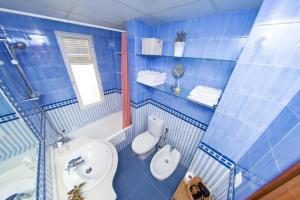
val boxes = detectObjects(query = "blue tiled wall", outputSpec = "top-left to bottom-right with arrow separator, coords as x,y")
236,91 -> 300,199
127,20 -> 153,104
127,9 -> 258,124
0,11 -> 121,107
0,12 -> 122,200
203,0 -> 300,163
0,90 -> 14,116
0,26 -> 43,132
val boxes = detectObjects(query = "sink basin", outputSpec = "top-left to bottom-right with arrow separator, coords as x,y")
63,140 -> 113,192
0,178 -> 35,200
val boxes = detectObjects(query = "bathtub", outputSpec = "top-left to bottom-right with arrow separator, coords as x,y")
69,111 -> 131,146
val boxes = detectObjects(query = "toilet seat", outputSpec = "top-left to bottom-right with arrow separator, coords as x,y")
132,131 -> 159,155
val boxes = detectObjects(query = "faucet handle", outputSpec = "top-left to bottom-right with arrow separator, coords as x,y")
69,156 -> 82,164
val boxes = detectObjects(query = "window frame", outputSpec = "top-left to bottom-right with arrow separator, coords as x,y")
55,31 -> 105,109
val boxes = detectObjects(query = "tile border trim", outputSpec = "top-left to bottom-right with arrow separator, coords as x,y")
42,88 -> 121,111
199,142 -> 236,200
149,99 -> 208,131
42,98 -> 78,111
199,142 -> 235,170
130,99 -> 149,109
0,113 -> 19,124
130,98 -> 208,131
0,80 -> 42,140
228,166 -> 235,200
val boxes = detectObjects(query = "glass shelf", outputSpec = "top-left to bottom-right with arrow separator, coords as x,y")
137,82 -> 218,110
136,53 -> 238,63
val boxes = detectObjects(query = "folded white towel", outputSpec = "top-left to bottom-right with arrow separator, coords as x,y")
189,91 -> 221,100
188,95 -> 218,107
137,70 -> 166,87
138,70 -> 166,78
137,79 -> 165,87
189,94 -> 219,102
192,85 -> 222,96
188,85 -> 222,107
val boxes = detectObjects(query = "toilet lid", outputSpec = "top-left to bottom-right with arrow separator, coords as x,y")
132,132 -> 159,154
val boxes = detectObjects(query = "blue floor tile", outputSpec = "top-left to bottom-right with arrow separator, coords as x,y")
114,146 -> 187,200
126,178 -> 163,200
113,176 -> 130,200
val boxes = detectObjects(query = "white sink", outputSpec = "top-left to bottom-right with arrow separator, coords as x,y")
0,178 -> 35,200
63,140 -> 113,192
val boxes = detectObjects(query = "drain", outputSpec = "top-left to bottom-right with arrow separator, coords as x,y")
86,167 -> 92,174
164,159 -> 169,164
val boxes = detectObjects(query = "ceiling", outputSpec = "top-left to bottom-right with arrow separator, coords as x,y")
0,0 -> 263,30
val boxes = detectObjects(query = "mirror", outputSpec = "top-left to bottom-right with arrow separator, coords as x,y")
172,64 -> 184,95
0,90 -> 39,200
172,64 -> 184,78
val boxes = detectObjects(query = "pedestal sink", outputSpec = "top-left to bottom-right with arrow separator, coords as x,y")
63,140 -> 115,192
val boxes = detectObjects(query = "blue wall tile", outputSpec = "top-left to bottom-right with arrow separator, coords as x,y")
236,90 -> 300,198
265,107 -> 299,147
204,1 -> 300,162
249,152 -> 280,183
272,122 -> 300,172
198,1 -> 300,198
0,11 -> 121,106
127,9 -> 258,124
287,91 -> 300,117
0,91 -> 15,116
255,0 -> 300,24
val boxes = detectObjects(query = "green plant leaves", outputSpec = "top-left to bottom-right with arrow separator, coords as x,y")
67,182 -> 86,200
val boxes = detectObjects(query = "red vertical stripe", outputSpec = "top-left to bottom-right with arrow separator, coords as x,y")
121,32 -> 131,128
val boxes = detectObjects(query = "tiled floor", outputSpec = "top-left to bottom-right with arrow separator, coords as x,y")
113,146 -> 187,200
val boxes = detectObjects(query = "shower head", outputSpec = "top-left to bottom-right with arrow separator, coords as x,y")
10,42 -> 26,49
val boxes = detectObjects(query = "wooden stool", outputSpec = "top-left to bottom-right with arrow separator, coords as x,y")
172,177 -> 211,200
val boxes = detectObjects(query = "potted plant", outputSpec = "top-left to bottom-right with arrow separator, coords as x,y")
67,182 -> 85,200
174,31 -> 187,57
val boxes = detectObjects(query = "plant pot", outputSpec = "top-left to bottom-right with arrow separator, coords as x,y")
174,42 -> 185,57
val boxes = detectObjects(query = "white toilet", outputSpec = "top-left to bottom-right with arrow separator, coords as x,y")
150,145 -> 181,181
132,115 -> 165,160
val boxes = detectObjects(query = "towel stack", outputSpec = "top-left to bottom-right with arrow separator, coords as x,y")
188,85 -> 222,107
137,70 -> 166,87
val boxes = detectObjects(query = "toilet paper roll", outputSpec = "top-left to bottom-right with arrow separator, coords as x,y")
184,171 -> 194,183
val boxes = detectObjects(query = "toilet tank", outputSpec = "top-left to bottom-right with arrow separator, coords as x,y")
148,115 -> 165,138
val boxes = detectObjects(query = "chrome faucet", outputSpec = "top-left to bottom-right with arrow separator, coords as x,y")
66,156 -> 85,171
5,191 -> 33,200
55,130 -> 71,148
170,146 -> 175,152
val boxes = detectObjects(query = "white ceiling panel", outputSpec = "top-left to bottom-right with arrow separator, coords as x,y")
152,0 -> 216,22
0,0 -> 263,30
0,1 -> 67,18
72,0 -> 144,24
115,0 -> 196,14
0,0 -> 78,14
212,0 -> 264,11
67,13 -> 122,29
139,15 -> 164,25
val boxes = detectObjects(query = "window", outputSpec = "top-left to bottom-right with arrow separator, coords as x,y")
55,31 -> 104,109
